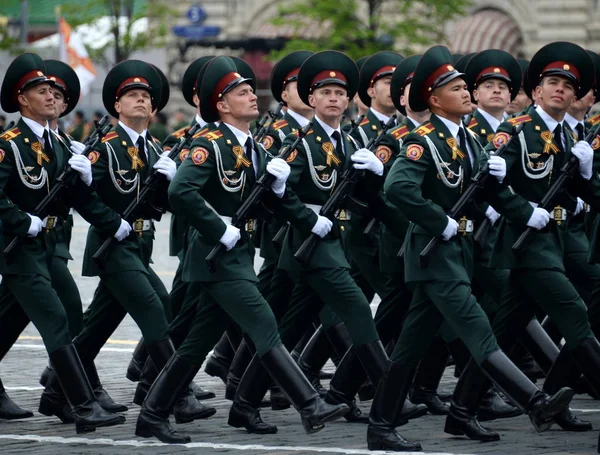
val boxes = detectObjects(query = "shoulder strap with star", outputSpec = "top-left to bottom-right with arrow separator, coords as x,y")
587,113 -> 600,127
172,126 -> 189,139
390,124 -> 410,141
414,122 -> 435,137
201,129 -> 223,141
507,114 -> 532,126
272,119 -> 289,131
192,126 -> 210,139
101,131 -> 119,143
0,127 -> 21,142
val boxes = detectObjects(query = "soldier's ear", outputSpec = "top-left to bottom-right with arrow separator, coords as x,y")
17,93 -> 29,108
192,94 -> 200,107
473,89 -> 480,103
400,94 -> 406,107
308,94 -> 317,108
281,89 -> 289,104
114,100 -> 122,114
367,86 -> 376,99
216,98 -> 230,115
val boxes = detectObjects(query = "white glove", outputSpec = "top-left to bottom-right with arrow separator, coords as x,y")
572,141 -> 593,180
488,154 -> 506,183
311,215 -> 333,238
574,197 -> 585,216
219,225 -> 241,251
526,207 -> 551,230
27,214 -> 43,237
266,157 -> 290,197
68,155 -> 93,186
113,219 -> 132,241
485,206 -> 501,226
69,140 -> 86,155
153,155 -> 177,181
351,148 -> 384,176
441,216 -> 459,241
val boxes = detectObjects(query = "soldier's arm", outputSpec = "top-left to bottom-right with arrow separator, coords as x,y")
168,138 -> 228,244
68,179 -> 122,236
0,140 -> 33,234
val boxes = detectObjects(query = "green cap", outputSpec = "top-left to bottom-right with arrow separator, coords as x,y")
454,53 -> 475,74
1,53 -> 54,113
270,50 -> 314,103
586,50 -> 600,99
297,50 -> 359,106
452,53 -> 464,65
358,51 -> 404,107
198,56 -> 254,123
409,45 -> 465,112
390,54 -> 421,115
527,41 -> 593,99
182,56 -> 214,107
102,60 -> 162,118
151,64 -> 170,112
464,49 -> 522,100
44,59 -> 80,117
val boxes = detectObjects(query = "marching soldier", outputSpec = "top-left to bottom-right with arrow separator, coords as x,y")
505,59 -> 532,116
368,45 -> 573,451
0,53 -> 126,433
135,55 -> 349,443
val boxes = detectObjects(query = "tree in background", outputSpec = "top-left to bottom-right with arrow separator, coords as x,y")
269,0 -> 471,60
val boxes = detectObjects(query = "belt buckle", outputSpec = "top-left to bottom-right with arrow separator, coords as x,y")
246,219 -> 255,234
458,216 -> 473,236
133,218 -> 144,237
553,206 -> 566,224
45,216 -> 56,232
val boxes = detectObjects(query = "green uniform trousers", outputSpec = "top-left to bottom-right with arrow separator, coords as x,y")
169,258 -> 189,318
564,220 -> 598,305
392,280 -> 499,367
177,280 -> 281,363
75,268 -> 170,365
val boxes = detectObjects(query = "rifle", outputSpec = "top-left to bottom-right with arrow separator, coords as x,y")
81,115 -> 109,147
512,122 -> 600,253
205,122 -> 314,272
92,122 -> 204,266
417,121 -> 526,268
3,115 -> 113,256
294,115 -> 397,266
253,101 -> 285,145
0,121 -> 15,135
348,114 -> 366,138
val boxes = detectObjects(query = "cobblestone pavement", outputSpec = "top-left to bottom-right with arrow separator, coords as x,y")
1,214 -> 599,454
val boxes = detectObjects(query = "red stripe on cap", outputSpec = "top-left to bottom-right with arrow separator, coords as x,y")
284,68 -> 300,82
476,66 -> 510,83
370,65 -> 396,86
542,61 -> 580,81
311,70 -> 348,88
116,77 -> 150,97
16,70 -> 48,93
422,63 -> 457,99
211,71 -> 243,106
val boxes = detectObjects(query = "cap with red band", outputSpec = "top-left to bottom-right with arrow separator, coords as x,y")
310,70 -> 348,91
116,76 -> 151,99
464,49 -> 522,100
422,63 -> 461,100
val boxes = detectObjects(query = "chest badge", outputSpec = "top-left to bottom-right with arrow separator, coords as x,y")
540,131 -> 560,154
30,142 -> 50,166
232,145 -> 251,169
321,142 -> 341,166
127,146 -> 145,170
445,138 -> 465,161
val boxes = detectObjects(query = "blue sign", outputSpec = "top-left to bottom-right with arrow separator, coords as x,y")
187,5 -> 206,24
172,25 -> 221,39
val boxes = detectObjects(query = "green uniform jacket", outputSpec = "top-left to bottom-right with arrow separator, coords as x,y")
0,119 -> 121,279
385,114 -> 498,283
276,120 -> 382,272
467,110 -> 496,146
168,123 -> 273,283
485,109 -> 596,270
82,125 -> 168,277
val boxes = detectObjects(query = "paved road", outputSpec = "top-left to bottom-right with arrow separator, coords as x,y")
1,214 -> 599,454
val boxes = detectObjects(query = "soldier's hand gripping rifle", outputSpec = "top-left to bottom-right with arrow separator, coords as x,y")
417,121 -> 526,268
205,122 -> 313,273
3,116 -> 113,256
294,115 -> 397,266
92,122 -> 204,266
253,101 -> 285,145
512,122 -> 600,253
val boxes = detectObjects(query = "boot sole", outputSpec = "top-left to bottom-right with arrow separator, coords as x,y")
135,423 -> 191,443
76,415 -> 126,434
227,416 -> 278,434
443,421 -> 500,442
0,411 -> 34,420
175,407 -> 217,424
530,388 -> 576,432
367,441 -> 423,452
302,406 -> 349,434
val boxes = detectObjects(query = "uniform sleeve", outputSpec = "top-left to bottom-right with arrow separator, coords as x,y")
168,138 -> 228,244
69,179 -> 121,236
0,140 -> 34,235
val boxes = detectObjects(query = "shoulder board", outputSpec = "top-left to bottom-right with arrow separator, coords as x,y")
359,117 -> 370,126
202,129 -> 224,141
101,131 -> 119,143
272,119 -> 288,131
192,126 -> 209,139
293,128 -> 314,137
467,117 -> 478,129
507,114 -> 532,126
0,127 -> 21,141
173,126 -> 189,139
390,125 -> 410,140
588,113 -> 600,126
415,122 -> 435,136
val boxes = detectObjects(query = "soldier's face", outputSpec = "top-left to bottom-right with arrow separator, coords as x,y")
282,81 -> 310,113
115,89 -> 152,120
51,89 -> 67,120
506,88 -> 531,115
18,83 -> 55,120
368,76 -> 393,110
309,85 -> 349,119
535,76 -> 576,113
219,83 -> 259,121
429,79 -> 472,117
474,79 -> 510,112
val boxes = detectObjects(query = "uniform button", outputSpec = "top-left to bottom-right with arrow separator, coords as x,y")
340,226 -> 345,231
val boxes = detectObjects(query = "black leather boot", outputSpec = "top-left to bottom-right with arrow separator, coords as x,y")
291,326 -> 317,362
260,345 -> 349,434
204,332 -> 235,384
444,359 -> 500,441
541,315 -> 563,347
0,378 -> 33,419
476,387 -> 522,421
367,362 -> 422,452
569,337 -> 600,397
481,350 -> 573,433
410,336 -> 450,415
126,337 -> 148,382
39,344 -> 125,433
519,319 -> 559,375
446,339 -> 471,378
225,339 -> 254,401
133,357 -> 158,406
39,365 -> 52,387
190,381 -> 215,400
85,362 -> 128,413
136,353 -> 200,443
